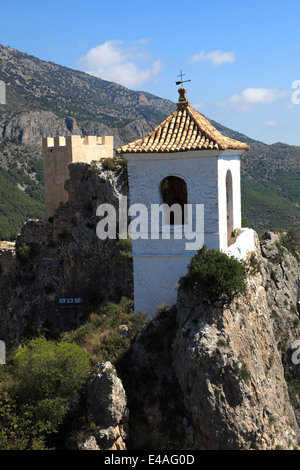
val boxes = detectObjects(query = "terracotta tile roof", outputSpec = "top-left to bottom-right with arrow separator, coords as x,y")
116,88 -> 250,155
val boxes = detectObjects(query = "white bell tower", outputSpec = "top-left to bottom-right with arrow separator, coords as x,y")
117,87 -> 250,316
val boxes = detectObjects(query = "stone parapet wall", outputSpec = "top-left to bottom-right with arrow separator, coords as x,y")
43,135 -> 114,219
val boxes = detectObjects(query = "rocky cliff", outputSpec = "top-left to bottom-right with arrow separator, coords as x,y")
75,361 -> 129,451
1,42 -> 300,450
0,160 -> 132,344
124,232 -> 300,450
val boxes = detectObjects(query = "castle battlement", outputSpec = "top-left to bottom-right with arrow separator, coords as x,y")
42,135 -> 114,149
43,134 -> 114,219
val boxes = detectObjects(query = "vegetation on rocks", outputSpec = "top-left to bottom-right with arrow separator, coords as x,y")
0,42 -> 300,450
0,337 -> 91,449
16,242 -> 33,263
61,297 -> 149,368
0,224 -> 299,449
179,245 -> 247,303
0,298 -> 148,450
0,138 -> 44,240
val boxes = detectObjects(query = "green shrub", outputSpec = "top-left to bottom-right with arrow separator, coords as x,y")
0,392 -> 42,450
0,337 -> 91,450
115,236 -> 132,264
13,337 -> 91,403
116,236 -> 132,254
211,349 -> 222,364
179,245 -> 247,303
102,157 -> 118,170
17,243 -> 33,263
238,362 -> 251,384
102,157 -> 127,171
0,299 -> 150,450
248,253 -> 261,274
287,379 -> 300,396
280,228 -> 300,261
61,298 -> 149,367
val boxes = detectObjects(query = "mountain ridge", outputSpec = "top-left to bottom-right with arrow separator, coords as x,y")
0,43 -> 175,128
0,43 -> 299,239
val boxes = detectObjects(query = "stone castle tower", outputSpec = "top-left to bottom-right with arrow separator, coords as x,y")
117,87 -> 251,316
42,134 -> 113,219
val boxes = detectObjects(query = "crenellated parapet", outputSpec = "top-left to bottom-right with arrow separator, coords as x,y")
43,134 -> 114,219
42,135 -> 114,149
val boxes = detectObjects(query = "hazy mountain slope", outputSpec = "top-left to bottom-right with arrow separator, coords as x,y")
241,141 -> 300,236
209,119 -> 300,237
0,138 -> 44,238
0,43 -> 299,240
0,44 -> 174,239
0,44 -> 174,131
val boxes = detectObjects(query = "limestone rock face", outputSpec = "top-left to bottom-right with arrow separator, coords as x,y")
78,362 -> 128,450
260,231 -> 300,425
126,232 -> 300,450
1,109 -> 155,151
88,362 -> 127,428
0,161 -> 132,343
173,276 -> 297,449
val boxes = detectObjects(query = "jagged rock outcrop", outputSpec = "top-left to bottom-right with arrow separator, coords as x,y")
260,231 -> 300,424
0,43 -> 174,149
0,161 -> 132,343
2,109 -> 153,150
125,232 -> 300,450
78,362 -> 128,450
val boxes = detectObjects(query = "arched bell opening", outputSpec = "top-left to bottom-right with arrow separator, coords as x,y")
160,176 -> 187,225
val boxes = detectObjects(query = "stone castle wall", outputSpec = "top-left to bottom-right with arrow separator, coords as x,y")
43,135 -> 113,219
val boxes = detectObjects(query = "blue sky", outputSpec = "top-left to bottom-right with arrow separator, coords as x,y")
1,0 -> 300,145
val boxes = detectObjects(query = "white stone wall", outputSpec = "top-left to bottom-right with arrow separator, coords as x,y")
133,255 -> 191,315
126,151 -> 220,251
224,228 -> 256,260
126,151 -> 220,315
217,152 -> 242,251
125,149 -> 245,316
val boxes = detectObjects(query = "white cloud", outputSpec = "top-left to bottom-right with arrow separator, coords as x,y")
228,88 -> 288,104
190,50 -> 235,66
192,101 -> 204,110
264,120 -> 277,126
79,40 -> 126,69
78,39 -> 163,88
218,87 -> 290,111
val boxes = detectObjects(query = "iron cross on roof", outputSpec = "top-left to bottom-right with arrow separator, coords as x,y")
175,70 -> 191,86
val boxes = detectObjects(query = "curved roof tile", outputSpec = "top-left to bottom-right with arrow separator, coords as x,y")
116,88 -> 250,155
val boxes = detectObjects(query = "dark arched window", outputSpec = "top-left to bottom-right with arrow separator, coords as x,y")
160,176 -> 187,225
